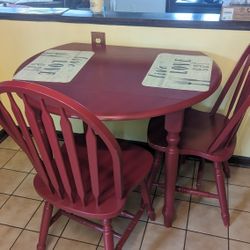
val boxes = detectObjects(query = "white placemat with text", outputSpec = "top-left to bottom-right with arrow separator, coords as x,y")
142,53 -> 213,91
14,49 -> 94,83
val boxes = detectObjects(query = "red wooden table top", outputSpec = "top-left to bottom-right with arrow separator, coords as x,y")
17,43 -> 222,120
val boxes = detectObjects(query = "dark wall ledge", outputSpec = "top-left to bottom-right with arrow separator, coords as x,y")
0,7 -> 249,31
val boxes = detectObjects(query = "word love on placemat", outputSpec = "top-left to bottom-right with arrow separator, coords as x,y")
142,53 -> 213,92
14,49 -> 94,83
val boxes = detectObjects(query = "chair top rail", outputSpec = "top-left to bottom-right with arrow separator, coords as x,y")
210,44 -> 250,116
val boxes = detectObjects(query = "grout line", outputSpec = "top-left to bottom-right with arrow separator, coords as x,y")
0,221 -> 101,249
0,149 -> 19,170
0,193 -> 10,210
228,182 -> 250,189
228,208 -> 250,214
96,230 -> 103,248
95,220 -> 104,249
24,200 -> 44,229
9,172 -> 30,196
138,221 -> 148,250
0,170 -> 30,211
139,195 -> 156,249
1,167 -> 33,174
188,200 -> 250,214
183,160 -> 197,250
186,229 -> 228,240
0,222 -> 27,230
52,213 -> 70,249
5,224 -> 24,249
229,238 -> 250,245
0,192 -> 42,202
55,235 -> 99,248
139,161 -> 163,250
0,148 -> 19,152
9,200 -> 44,249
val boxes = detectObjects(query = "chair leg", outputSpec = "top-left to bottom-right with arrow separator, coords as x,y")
179,155 -> 186,165
196,158 -> 205,190
147,151 -> 163,190
103,219 -> 114,250
37,201 -> 53,250
140,180 -> 156,221
214,162 -> 230,227
222,161 -> 231,178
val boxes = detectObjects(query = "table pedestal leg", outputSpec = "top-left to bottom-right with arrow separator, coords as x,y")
163,110 -> 184,227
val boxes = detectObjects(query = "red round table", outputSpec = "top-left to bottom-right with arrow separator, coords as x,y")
16,42 -> 222,227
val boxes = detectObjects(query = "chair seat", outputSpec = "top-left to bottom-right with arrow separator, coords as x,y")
148,108 -> 236,161
34,139 -> 153,219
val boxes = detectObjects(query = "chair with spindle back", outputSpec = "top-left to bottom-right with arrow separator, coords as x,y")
0,80 -> 155,250
147,45 -> 250,226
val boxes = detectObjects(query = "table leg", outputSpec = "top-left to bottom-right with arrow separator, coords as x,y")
163,110 -> 184,227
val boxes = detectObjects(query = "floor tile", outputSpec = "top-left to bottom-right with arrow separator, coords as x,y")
188,203 -> 228,238
11,230 -> 58,250
175,177 -> 193,201
185,231 -> 228,250
0,193 -> 9,207
99,218 -> 146,250
229,185 -> 250,212
178,160 -> 195,178
14,174 -> 42,200
0,149 -> 17,168
62,219 -> 102,245
229,210 -> 250,243
0,224 -> 22,250
54,238 -> 97,250
0,169 -> 27,194
229,167 -> 250,187
31,168 -> 37,174
26,203 -> 69,236
0,156 -> 248,250
194,161 -> 216,182
152,196 -> 189,229
0,137 -> 20,150
3,151 -> 33,172
0,196 -> 40,228
156,176 -> 193,201
123,191 -> 148,221
191,180 -> 226,207
229,239 -> 250,250
141,223 -> 185,250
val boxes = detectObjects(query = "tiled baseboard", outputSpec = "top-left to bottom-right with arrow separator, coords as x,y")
229,155 -> 250,167
0,129 -> 249,167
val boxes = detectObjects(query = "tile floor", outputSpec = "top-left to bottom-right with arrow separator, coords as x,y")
0,136 -> 250,250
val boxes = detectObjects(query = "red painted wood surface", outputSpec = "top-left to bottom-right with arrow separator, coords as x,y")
15,43 -> 222,229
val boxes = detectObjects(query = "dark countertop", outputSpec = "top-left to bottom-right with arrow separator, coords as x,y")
0,7 -> 249,30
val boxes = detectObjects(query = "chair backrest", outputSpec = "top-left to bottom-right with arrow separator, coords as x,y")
0,80 -> 124,206
208,71 -> 250,153
211,44 -> 250,118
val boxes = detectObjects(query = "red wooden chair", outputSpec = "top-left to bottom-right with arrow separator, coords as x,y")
147,44 -> 250,226
0,80 -> 155,250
